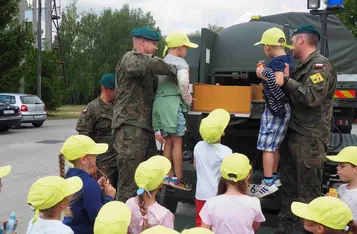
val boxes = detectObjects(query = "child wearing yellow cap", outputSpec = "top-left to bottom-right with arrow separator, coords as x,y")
126,156 -> 174,233
291,196 -> 357,234
327,146 -> 357,222
200,153 -> 265,234
94,201 -> 131,234
194,109 -> 232,227
58,135 -> 116,234
252,27 -> 293,198
26,176 -> 83,234
141,225 -> 179,234
152,31 -> 198,191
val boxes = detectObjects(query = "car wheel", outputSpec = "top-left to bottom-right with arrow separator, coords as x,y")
0,126 -> 10,132
32,121 -> 44,128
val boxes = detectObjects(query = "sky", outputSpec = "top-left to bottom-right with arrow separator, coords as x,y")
24,0 -> 328,35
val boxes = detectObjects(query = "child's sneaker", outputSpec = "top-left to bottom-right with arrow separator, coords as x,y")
274,178 -> 282,187
162,175 -> 171,185
250,180 -> 278,198
169,177 -> 192,191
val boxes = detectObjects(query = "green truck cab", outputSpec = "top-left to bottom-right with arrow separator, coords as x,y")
160,12 -> 357,213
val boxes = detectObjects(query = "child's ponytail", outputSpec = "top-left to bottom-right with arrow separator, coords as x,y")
58,153 -> 65,178
138,194 -> 149,231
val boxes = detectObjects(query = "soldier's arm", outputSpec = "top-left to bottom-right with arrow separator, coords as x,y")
148,56 -> 177,76
284,62 -> 334,107
76,106 -> 95,138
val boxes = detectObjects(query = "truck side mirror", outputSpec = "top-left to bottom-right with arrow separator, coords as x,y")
307,0 -> 321,10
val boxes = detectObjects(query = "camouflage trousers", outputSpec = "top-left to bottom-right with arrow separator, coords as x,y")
114,124 -> 157,202
276,129 -> 326,234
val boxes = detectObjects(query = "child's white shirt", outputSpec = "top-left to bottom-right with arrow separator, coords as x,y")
338,183 -> 357,221
26,217 -> 74,234
194,141 -> 232,200
162,54 -> 192,106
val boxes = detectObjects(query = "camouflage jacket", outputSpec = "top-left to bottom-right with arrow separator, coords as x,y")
76,97 -> 116,165
284,51 -> 337,147
112,50 -> 177,131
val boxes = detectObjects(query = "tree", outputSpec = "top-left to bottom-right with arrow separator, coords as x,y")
337,0 -> 357,37
59,2 -> 160,104
187,24 -> 225,37
0,0 -> 33,92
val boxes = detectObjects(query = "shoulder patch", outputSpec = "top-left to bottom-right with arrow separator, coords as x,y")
315,63 -> 324,69
82,109 -> 87,113
310,73 -> 324,84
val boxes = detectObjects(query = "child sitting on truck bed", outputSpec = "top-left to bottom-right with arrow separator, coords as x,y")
152,31 -> 198,191
252,27 -> 293,198
194,109 -> 232,227
327,146 -> 357,222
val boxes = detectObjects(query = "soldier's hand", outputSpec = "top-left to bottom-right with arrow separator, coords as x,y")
103,180 -> 116,198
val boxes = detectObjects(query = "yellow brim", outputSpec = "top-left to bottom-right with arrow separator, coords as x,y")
185,41 -> 198,48
284,44 -> 293,49
64,176 -> 83,197
0,165 -> 11,178
325,155 -> 355,165
254,41 -> 262,46
89,143 -> 108,156
291,202 -> 312,221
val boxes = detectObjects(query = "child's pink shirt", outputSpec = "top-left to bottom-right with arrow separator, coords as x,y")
126,197 -> 174,234
199,194 -> 265,234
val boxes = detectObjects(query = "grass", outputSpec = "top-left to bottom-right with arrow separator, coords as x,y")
47,105 -> 85,120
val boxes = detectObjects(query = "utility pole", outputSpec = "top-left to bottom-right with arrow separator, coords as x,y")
37,0 -> 42,98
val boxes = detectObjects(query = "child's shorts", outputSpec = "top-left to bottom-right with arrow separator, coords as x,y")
161,105 -> 186,137
257,104 -> 291,152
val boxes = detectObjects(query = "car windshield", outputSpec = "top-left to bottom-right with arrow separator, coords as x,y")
0,95 -> 15,104
0,100 -> 6,105
20,95 -> 43,104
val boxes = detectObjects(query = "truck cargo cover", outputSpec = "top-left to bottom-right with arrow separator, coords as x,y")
259,12 -> 357,76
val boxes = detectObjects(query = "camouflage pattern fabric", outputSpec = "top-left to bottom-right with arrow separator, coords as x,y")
112,50 -> 177,131
76,97 -> 118,188
277,51 -> 337,234
114,124 -> 157,202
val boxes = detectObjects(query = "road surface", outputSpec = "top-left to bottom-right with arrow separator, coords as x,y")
0,119 -> 356,233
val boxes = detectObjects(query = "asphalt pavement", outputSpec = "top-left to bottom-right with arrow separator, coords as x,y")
0,119 -> 356,233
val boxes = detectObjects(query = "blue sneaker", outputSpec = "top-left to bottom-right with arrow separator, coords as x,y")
169,177 -> 192,191
162,175 -> 171,185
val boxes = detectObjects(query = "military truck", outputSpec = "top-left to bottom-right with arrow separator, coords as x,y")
160,12 -> 357,213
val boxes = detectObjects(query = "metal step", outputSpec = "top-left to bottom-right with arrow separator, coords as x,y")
328,133 -> 357,154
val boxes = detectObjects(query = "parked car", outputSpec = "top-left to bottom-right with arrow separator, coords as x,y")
0,93 -> 47,127
0,100 -> 21,132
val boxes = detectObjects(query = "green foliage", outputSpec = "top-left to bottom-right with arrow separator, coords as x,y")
59,2 -> 160,104
23,49 -> 63,111
0,0 -> 33,93
188,24 -> 225,37
337,0 -> 357,37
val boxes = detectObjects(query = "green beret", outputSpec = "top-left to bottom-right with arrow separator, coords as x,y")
131,26 -> 160,41
291,24 -> 321,41
100,74 -> 115,89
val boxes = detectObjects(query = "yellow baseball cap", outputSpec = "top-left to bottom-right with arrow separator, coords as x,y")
27,176 -> 83,223
94,201 -> 131,234
254,27 -> 292,49
220,153 -> 252,182
181,227 -> 214,234
141,225 -> 179,234
291,196 -> 353,230
199,109 -> 230,144
0,165 -> 11,178
60,135 -> 108,161
135,156 -> 171,194
326,146 -> 357,166
163,31 -> 198,56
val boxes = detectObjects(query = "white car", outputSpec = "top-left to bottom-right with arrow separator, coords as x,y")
0,93 -> 47,127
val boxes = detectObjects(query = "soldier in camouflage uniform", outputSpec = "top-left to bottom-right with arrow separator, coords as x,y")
76,74 -> 118,188
113,26 -> 177,202
275,25 -> 337,234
